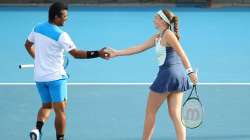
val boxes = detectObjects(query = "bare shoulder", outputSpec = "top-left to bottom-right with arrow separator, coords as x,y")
163,30 -> 176,39
162,30 -> 180,49
143,34 -> 158,48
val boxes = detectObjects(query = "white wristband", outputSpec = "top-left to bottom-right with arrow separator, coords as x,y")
186,68 -> 193,74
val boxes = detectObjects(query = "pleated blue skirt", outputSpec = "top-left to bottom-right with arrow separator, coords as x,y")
150,47 -> 191,94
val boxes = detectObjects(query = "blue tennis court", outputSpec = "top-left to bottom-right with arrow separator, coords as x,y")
0,5 -> 250,140
0,83 -> 250,139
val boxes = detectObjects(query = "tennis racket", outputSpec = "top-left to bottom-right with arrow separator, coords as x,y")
181,85 -> 203,129
19,55 -> 69,69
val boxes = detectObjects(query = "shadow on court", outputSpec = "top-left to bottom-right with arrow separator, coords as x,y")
104,134 -> 250,140
186,134 -> 250,140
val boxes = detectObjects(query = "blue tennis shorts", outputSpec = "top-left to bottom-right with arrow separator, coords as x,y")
36,78 -> 67,103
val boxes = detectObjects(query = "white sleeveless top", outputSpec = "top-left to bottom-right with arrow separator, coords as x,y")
155,37 -> 171,66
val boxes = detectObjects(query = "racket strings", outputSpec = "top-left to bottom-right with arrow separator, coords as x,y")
181,85 -> 203,129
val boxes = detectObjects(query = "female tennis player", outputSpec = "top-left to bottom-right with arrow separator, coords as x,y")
108,9 -> 198,140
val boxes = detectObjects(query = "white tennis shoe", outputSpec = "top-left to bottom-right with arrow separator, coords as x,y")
29,128 -> 41,140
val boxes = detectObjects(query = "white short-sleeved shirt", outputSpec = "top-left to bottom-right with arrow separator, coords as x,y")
27,22 -> 76,82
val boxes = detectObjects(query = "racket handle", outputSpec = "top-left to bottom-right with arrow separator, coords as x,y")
19,64 -> 34,69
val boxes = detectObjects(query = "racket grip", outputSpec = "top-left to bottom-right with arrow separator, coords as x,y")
19,64 -> 34,69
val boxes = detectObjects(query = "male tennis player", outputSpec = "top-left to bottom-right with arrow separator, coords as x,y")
24,2 -> 109,140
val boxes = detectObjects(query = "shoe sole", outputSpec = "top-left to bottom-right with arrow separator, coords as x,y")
30,132 -> 37,140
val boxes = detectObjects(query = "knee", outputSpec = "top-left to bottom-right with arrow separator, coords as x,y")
168,108 -> 181,121
54,107 -> 66,114
53,103 -> 66,115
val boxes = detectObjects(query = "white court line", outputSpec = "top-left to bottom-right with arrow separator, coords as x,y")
0,83 -> 250,86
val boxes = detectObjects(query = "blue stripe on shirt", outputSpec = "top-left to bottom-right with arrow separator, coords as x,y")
34,22 -> 63,41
